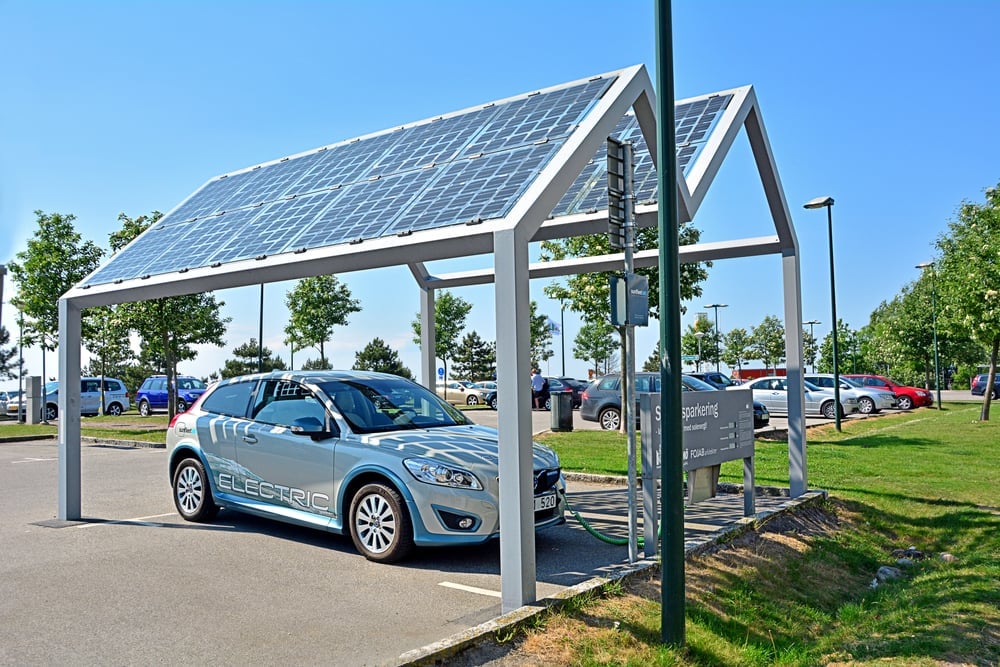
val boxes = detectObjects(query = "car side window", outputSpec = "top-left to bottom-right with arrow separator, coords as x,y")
82,380 -> 100,393
635,376 -> 652,393
251,379 -> 327,428
598,377 -> 618,391
200,381 -> 255,418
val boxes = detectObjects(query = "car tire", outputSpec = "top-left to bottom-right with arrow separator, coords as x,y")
172,458 -> 219,522
821,400 -> 838,420
44,403 -> 58,421
599,406 -> 621,430
176,399 -> 188,413
349,483 -> 414,563
106,403 -> 124,416
857,397 -> 875,414
896,395 -> 914,410
139,400 -> 151,417
489,395 -> 498,410
466,395 -> 479,406
544,397 -> 552,411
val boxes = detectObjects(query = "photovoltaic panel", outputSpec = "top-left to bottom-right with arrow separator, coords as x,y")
549,92 -> 732,218
85,74 -> 616,286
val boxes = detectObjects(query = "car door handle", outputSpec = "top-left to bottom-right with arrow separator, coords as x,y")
242,435 -> 258,444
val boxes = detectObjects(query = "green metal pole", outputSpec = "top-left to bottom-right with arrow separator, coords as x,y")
655,0 -> 685,647
931,269 -> 942,408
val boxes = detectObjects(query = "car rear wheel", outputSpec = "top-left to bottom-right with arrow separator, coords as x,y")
106,403 -> 124,416
44,403 -> 58,421
896,395 -> 914,410
857,396 -> 876,414
821,400 -> 838,420
599,406 -> 621,430
350,483 -> 413,563
139,400 -> 152,417
172,458 -> 219,522
466,394 -> 479,406
489,395 -> 498,410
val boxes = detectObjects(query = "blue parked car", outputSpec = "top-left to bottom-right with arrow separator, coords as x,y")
136,375 -> 208,415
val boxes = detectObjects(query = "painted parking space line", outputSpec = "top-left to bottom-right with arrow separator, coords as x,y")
12,457 -> 58,464
438,581 -> 502,598
74,512 -> 176,529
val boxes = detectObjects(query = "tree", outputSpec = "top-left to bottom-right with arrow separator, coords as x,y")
220,339 -> 288,378
111,213 -> 230,418
816,319 -> 855,376
541,224 -> 709,324
681,315 -> 714,371
301,357 -> 333,370
721,327 -> 753,376
411,290 -> 472,382
284,275 -> 361,367
0,327 -> 18,380
936,182 -> 1000,420
352,338 -> 414,380
574,319 -> 616,376
529,301 -> 554,369
7,211 -> 104,410
450,331 -> 495,382
641,345 -> 660,373
750,315 -> 785,370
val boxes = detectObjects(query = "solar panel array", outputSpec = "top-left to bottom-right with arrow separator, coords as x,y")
550,93 -> 732,217
85,79 -> 732,286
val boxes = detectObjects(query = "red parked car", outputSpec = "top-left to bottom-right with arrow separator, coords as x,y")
844,374 -> 932,410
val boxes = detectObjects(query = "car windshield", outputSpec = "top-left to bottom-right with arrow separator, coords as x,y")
681,375 -> 718,391
316,377 -> 471,434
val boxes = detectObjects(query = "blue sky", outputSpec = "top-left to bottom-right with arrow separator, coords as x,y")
2,1 -> 998,389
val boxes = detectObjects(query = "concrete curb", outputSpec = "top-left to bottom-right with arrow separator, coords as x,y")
393,483 -> 828,666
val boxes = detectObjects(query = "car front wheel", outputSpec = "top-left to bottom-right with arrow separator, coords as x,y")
139,400 -> 152,417
599,407 -> 621,430
489,395 -> 498,410
176,399 -> 188,413
172,458 -> 219,522
857,397 -> 876,414
350,483 -> 414,563
466,394 -> 479,406
896,395 -> 914,410
44,403 -> 58,421
821,400 -> 838,420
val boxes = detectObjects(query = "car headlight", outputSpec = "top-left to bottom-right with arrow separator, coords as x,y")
404,458 -> 483,490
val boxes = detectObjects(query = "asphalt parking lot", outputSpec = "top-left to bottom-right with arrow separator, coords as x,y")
0,436 -> 809,666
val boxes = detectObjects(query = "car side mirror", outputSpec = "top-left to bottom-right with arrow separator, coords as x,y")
290,416 -> 333,438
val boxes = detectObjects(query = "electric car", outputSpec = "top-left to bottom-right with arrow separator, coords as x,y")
167,370 -> 565,563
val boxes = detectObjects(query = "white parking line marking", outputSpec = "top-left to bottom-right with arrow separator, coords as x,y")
438,581 -> 502,598
12,457 -> 58,463
75,513 -> 176,529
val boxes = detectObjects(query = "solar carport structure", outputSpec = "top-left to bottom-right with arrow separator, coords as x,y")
57,64 -> 807,612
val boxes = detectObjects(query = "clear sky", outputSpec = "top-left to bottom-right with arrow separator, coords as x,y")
2,1 -> 997,390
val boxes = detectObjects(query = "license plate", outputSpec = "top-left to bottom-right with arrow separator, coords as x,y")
534,493 -> 557,511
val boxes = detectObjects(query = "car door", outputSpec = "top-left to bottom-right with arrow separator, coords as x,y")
236,378 -> 337,523
756,378 -> 788,413
80,379 -> 101,414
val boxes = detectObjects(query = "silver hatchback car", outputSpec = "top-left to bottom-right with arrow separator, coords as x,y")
166,371 -> 566,563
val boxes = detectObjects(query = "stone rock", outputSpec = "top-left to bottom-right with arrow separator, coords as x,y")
939,552 -> 958,562
876,565 -> 904,582
895,557 -> 915,567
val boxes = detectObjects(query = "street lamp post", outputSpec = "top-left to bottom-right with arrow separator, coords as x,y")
916,261 -> 942,409
804,196 -> 841,431
694,331 -> 705,372
703,303 -> 727,372
804,319 -> 820,373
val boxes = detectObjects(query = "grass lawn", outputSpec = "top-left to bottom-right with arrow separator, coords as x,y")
493,403 -> 1000,666
0,413 -> 169,444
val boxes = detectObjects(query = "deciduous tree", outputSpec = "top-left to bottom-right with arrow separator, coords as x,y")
284,275 -> 361,368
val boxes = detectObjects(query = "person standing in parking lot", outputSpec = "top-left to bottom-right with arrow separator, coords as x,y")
531,368 -> 545,409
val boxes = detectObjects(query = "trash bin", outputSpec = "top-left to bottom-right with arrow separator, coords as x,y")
550,392 -> 573,432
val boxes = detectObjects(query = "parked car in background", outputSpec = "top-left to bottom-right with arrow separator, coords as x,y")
580,372 -> 769,430
471,381 -> 497,392
5,378 -> 130,420
136,375 -> 209,416
970,373 -> 1000,399
166,370 -> 565,563
805,373 -> 897,414
557,377 -> 586,408
688,371 -> 740,390
732,376 -> 858,419
436,380 -> 492,406
843,374 -> 932,410
535,377 -> 573,411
